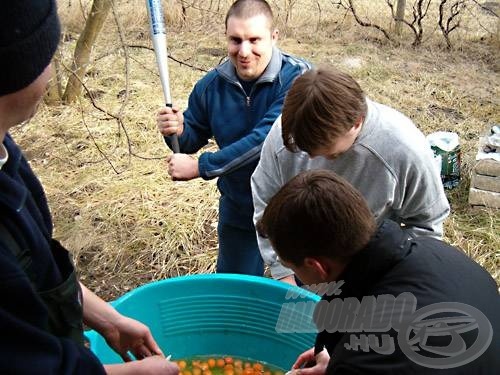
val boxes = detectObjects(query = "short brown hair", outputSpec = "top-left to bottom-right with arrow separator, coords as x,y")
256,170 -> 376,266
225,0 -> 274,30
282,66 -> 367,154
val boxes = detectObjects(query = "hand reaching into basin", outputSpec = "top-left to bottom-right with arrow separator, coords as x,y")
289,347 -> 330,375
104,356 -> 179,375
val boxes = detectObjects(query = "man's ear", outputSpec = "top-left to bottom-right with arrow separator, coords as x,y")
353,116 -> 364,130
272,29 -> 279,44
304,256 -> 346,281
304,257 -> 330,281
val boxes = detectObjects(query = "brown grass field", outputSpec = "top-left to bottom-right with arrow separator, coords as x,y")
11,0 -> 499,300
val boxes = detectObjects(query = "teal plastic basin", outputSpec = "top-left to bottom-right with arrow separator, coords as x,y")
87,274 -> 320,369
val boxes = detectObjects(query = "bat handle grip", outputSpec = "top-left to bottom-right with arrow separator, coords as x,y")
171,135 -> 180,154
166,103 -> 180,154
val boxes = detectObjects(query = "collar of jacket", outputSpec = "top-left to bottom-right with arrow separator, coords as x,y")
0,134 -> 29,212
326,219 -> 411,301
215,46 -> 283,85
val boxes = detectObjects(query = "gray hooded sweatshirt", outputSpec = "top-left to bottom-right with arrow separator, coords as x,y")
251,98 -> 450,279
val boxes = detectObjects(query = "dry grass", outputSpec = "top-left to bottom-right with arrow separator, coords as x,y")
12,0 -> 499,300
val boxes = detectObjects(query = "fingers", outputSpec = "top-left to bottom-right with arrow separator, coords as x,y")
166,154 -> 182,180
157,117 -> 179,136
316,348 -> 330,365
157,107 -> 181,136
165,363 -> 178,373
122,341 -> 163,362
294,349 -> 330,375
294,366 -> 322,375
131,344 -> 155,360
142,334 -> 164,356
120,351 -> 132,363
136,355 -> 180,374
157,106 -> 180,116
165,359 -> 181,374
279,275 -> 297,286
138,345 -> 152,358
292,348 -> 315,369
166,158 -> 175,178
165,154 -> 199,181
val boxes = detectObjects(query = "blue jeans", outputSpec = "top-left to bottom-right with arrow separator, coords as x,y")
216,222 -> 264,276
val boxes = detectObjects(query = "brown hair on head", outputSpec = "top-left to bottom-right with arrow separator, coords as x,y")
256,170 -> 376,266
225,0 -> 274,30
282,66 -> 367,154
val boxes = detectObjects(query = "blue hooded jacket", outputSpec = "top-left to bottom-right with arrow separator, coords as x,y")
165,47 -> 310,229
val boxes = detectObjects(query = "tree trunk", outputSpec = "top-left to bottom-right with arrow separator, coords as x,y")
395,0 -> 406,35
62,0 -> 112,103
45,55 -> 63,105
496,13 -> 500,49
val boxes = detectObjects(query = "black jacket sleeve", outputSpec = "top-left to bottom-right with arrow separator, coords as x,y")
0,249 -> 106,375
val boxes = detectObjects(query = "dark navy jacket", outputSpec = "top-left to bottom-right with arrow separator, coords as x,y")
165,48 -> 310,229
0,134 -> 105,374
314,220 -> 499,374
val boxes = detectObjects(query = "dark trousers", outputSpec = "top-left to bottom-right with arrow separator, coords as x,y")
216,222 -> 264,276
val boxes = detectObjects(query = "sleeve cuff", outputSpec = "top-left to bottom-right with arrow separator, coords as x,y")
270,263 -> 295,280
197,152 -> 211,180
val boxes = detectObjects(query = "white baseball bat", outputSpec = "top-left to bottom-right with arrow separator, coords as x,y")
146,0 -> 180,153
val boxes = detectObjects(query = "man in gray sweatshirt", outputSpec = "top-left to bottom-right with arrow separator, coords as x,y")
251,66 -> 450,285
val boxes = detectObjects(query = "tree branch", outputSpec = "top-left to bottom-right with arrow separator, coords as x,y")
346,0 -> 393,41
126,45 -> 209,72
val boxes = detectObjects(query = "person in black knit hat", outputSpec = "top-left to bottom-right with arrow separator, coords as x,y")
0,0 -> 61,96
0,1 -> 178,374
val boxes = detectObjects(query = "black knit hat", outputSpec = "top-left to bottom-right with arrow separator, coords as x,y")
0,0 -> 61,96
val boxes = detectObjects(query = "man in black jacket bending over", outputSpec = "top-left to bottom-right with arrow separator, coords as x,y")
257,170 -> 499,374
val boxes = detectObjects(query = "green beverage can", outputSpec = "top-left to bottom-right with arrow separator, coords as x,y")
427,132 -> 461,189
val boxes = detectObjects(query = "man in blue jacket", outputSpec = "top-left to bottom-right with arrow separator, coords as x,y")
0,1 -> 178,374
157,0 -> 310,276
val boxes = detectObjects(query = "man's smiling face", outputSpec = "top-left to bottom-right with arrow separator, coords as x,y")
226,14 -> 277,81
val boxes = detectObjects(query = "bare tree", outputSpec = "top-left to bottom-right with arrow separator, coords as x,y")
343,0 -> 394,41
45,61 -> 63,105
439,0 -> 467,48
498,10 -> 500,48
395,0 -> 406,35
63,0 -> 112,103
315,0 -> 323,32
284,0 -> 299,25
334,0 -> 437,46
469,0 -> 500,46
384,0 -> 432,45
408,0 -> 432,46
